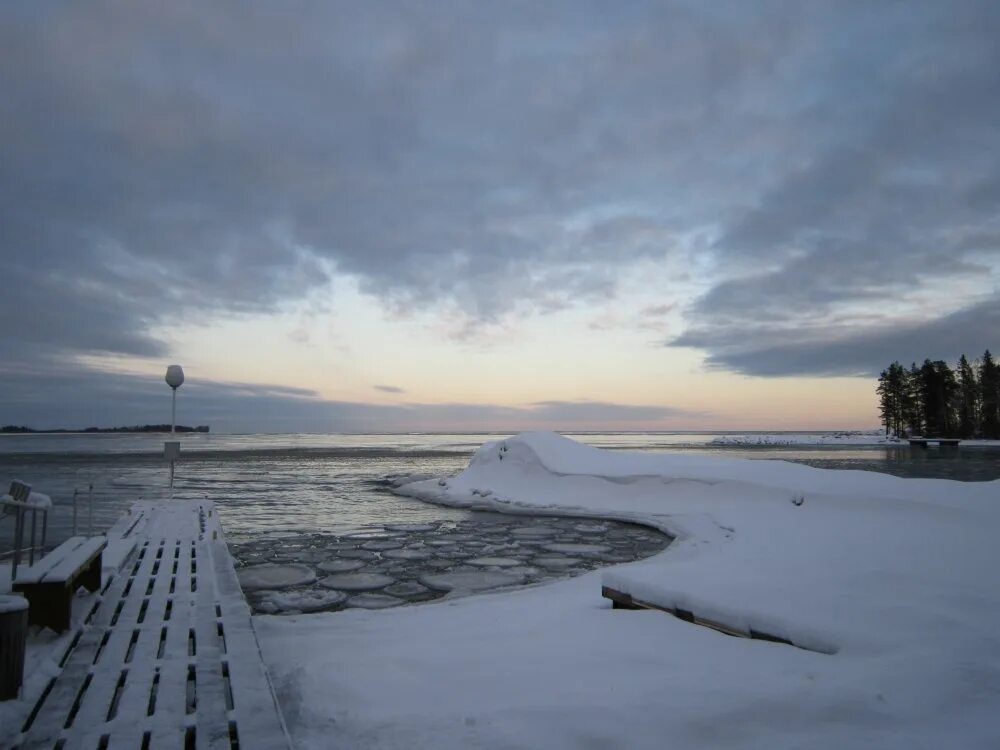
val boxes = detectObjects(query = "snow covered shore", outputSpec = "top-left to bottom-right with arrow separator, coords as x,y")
256,432 -> 1000,749
707,431 -> 1000,447
707,431 -> 895,446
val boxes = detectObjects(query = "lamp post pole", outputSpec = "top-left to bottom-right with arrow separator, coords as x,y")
165,365 -> 185,489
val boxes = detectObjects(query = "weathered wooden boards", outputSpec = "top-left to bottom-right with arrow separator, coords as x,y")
13,500 -> 290,750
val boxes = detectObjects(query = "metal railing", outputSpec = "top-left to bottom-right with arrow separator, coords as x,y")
1,483 -> 98,577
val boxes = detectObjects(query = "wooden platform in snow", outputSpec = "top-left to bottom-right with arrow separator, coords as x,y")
601,584 -> 835,654
907,438 -> 961,447
12,499 -> 290,750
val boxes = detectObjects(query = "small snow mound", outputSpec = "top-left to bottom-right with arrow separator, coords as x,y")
237,564 -> 316,592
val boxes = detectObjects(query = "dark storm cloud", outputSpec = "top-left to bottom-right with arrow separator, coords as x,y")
0,366 -> 693,432
2,0 -> 999,386
669,2 -> 1000,373
675,297 -> 1000,377
0,1 -> 828,357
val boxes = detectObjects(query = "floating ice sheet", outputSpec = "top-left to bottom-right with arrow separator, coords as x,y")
257,589 -> 347,613
418,570 -> 526,592
319,573 -> 396,591
237,564 -> 317,592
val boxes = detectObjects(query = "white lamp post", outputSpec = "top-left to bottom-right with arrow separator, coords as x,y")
165,364 -> 185,432
165,365 -> 185,488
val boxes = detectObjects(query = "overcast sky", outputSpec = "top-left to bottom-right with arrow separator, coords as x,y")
2,1 -> 998,432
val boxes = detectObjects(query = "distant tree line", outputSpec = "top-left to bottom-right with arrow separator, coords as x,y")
877,351 -> 1000,439
1,424 -> 210,434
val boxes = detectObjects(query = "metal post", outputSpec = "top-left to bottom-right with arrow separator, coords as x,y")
88,484 -> 94,535
165,366 -> 184,492
29,510 -> 37,565
12,508 -> 22,580
171,387 -> 177,488
72,488 -> 79,536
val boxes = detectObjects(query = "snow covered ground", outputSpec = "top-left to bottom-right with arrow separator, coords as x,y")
256,432 -> 1000,749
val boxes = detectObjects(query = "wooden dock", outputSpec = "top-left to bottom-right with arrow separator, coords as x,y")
11,499 -> 290,750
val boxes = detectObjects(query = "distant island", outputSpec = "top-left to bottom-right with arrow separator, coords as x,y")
1,424 -> 210,434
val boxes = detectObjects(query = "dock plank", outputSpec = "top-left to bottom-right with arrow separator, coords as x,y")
19,545 -> 141,749
15,500 -> 289,750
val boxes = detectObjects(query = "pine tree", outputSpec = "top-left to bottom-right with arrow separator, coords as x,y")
887,362 -> 907,436
981,350 -> 1000,439
877,368 -> 892,437
956,354 -> 979,438
903,362 -> 922,436
917,360 -> 960,437
876,362 -> 909,437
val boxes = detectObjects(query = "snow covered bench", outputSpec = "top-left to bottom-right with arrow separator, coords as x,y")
12,536 -> 106,632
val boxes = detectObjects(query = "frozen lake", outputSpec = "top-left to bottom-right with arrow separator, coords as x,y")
1,432 -> 997,563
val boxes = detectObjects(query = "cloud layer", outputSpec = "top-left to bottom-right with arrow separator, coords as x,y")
0,365 -> 695,432
2,1 -> 998,425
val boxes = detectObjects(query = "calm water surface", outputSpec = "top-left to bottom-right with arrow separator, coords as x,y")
1,432 -> 997,557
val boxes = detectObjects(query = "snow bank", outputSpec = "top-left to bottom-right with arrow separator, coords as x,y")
257,432 -> 1000,749
707,431 -> 895,446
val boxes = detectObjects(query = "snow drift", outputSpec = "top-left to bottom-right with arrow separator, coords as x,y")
258,432 -> 1000,749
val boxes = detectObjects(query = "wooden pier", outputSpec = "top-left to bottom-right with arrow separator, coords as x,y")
11,499 -> 290,750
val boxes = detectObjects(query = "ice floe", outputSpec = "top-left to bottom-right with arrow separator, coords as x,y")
318,573 -> 396,591
237,564 -> 316,592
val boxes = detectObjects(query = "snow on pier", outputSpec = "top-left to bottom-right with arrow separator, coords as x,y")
12,499 -> 289,750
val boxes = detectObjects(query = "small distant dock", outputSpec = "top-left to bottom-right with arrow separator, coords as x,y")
12,499 -> 289,750
908,438 -> 961,447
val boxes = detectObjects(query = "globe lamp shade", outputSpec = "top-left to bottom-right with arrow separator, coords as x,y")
165,365 -> 185,389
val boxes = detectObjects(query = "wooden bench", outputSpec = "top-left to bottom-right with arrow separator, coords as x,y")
12,536 -> 106,632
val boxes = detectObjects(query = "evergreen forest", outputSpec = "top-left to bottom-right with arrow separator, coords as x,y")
877,350 -> 1000,439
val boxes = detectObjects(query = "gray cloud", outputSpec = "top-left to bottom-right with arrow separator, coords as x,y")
670,2 -> 1000,373
374,385 -> 405,394
675,297 -> 1000,377
0,365 -> 698,433
1,1 -> 998,394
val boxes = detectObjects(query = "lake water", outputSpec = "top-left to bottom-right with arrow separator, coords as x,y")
2,432 -> 998,559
